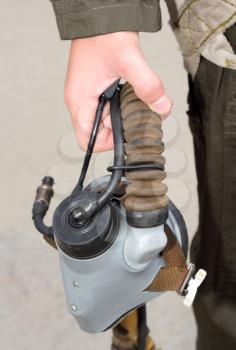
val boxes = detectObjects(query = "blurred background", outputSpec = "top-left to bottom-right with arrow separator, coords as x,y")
0,1 -> 199,350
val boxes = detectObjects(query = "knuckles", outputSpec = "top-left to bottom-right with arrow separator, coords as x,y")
63,82 -> 71,106
64,87 -> 77,111
75,134 -> 88,151
140,79 -> 165,104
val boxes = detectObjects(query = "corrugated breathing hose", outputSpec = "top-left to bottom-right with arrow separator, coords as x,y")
120,82 -> 169,214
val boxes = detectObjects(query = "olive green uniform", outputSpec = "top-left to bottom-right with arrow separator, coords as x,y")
50,1 -> 236,349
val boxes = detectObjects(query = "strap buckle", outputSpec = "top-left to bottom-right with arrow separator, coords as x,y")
179,263 -> 207,307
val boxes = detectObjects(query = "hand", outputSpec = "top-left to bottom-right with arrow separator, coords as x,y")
64,32 -> 172,152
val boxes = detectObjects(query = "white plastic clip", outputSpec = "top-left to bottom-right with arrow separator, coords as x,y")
183,269 -> 207,307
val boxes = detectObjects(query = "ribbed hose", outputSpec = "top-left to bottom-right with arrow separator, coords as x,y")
120,83 -> 169,212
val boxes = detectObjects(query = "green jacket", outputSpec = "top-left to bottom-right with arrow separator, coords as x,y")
50,0 -> 162,39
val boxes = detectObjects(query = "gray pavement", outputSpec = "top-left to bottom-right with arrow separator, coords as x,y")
1,2 -> 198,350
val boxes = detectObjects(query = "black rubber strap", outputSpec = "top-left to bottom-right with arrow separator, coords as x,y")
107,163 -> 164,172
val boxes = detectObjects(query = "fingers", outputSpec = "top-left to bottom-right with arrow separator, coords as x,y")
71,98 -> 113,152
120,50 -> 172,117
102,102 -> 112,129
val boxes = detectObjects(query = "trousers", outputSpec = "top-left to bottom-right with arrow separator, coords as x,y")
188,23 -> 236,350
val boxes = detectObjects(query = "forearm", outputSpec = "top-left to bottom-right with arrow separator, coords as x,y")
50,0 -> 162,39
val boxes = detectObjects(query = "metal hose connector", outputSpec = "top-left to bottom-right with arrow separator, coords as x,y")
120,83 -> 169,217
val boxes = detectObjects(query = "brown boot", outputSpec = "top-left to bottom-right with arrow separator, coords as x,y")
111,310 -> 161,350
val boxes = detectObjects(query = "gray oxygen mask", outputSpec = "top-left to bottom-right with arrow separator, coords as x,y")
32,81 -> 206,334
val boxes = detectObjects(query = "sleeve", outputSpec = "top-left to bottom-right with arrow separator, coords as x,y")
50,0 -> 162,39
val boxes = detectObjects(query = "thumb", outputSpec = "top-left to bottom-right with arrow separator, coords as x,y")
121,51 -> 172,116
